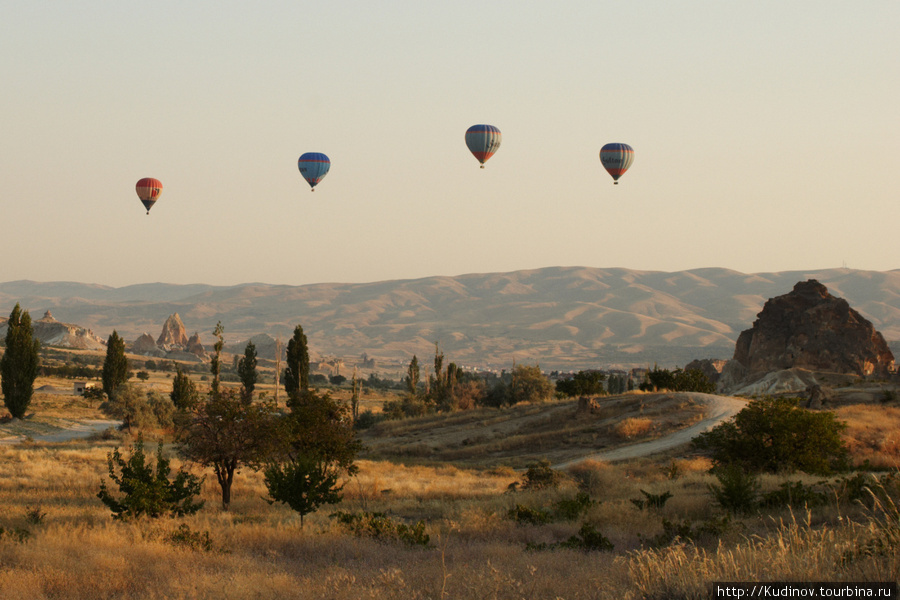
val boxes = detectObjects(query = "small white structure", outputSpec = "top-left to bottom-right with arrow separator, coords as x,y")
73,381 -> 97,395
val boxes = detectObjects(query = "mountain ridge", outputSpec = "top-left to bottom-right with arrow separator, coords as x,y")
3,267 -> 899,370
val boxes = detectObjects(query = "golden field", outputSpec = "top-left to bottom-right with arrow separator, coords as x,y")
0,376 -> 898,599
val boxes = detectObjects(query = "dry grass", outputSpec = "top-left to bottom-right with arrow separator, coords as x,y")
0,378 -> 898,598
835,404 -> 900,469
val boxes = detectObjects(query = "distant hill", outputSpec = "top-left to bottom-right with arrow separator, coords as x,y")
2,267 -> 899,370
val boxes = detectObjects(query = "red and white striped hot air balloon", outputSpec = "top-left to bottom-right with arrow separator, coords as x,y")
135,178 -> 163,214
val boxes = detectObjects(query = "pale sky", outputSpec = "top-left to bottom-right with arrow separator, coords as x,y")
2,1 -> 899,287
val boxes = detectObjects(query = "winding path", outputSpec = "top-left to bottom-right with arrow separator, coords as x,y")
0,419 -> 121,445
553,393 -> 746,469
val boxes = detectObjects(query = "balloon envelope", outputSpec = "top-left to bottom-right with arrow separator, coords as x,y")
465,125 -> 501,167
297,152 -> 331,190
135,178 -> 163,213
599,143 -> 634,184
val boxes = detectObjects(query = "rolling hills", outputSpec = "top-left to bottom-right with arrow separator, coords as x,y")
2,266 -> 900,370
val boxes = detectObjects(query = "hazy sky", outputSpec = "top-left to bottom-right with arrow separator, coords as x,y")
3,1 -> 899,287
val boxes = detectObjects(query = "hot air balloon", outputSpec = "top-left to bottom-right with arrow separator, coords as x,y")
465,125 -> 501,168
135,178 -> 163,214
599,143 -> 634,184
297,152 -> 330,191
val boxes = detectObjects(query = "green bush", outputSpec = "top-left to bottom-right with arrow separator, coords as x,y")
507,504 -> 552,525
553,492 -> 597,521
527,523 -> 614,552
759,481 -> 828,509
692,396 -> 849,475
522,459 -> 562,490
630,489 -> 673,511
165,524 -> 213,552
708,464 -> 759,515
330,511 -> 429,546
97,436 -> 204,520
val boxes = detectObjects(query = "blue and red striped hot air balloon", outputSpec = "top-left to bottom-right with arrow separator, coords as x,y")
465,125 -> 501,168
135,177 -> 163,214
599,143 -> 634,184
297,152 -> 331,191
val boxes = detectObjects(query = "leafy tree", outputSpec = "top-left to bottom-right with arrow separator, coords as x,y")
556,370 -> 607,397
178,388 -> 279,510
639,367 -> 715,393
283,325 -> 309,396
329,374 -> 347,386
136,371 -> 150,381
170,364 -> 199,411
264,455 -> 343,528
508,364 -> 553,405
692,396 -> 849,475
97,436 -> 204,520
1,304 -> 40,419
237,340 -> 258,404
101,330 -> 129,400
266,390 -> 361,526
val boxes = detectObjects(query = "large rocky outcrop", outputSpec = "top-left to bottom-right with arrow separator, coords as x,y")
185,332 -> 207,358
732,280 -> 894,378
0,310 -> 105,350
131,333 -> 163,356
157,313 -> 189,350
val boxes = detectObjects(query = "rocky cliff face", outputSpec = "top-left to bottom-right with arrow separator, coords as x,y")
732,280 -> 895,378
0,310 -> 105,350
157,313 -> 189,350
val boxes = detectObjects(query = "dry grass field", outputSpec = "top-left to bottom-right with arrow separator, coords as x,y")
0,377 -> 898,598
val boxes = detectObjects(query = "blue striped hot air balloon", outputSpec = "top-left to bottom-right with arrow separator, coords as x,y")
465,125 -> 501,168
297,152 -> 331,191
599,143 -> 634,184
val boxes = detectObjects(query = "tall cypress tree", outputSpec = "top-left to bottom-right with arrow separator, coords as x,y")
210,322 -> 224,399
237,340 -> 258,404
1,303 -> 40,419
170,363 -> 199,410
283,325 -> 309,397
102,330 -> 129,400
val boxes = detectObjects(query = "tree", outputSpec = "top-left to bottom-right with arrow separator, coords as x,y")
264,455 -> 343,528
1,304 -> 40,419
508,364 -> 553,405
178,388 -> 279,510
405,355 -> 420,397
556,370 -> 607,397
102,330 -> 129,400
237,340 -> 258,404
170,364 -> 199,411
283,325 -> 309,396
97,435 -> 204,520
209,322 -> 224,398
350,368 -> 362,422
266,390 -> 361,526
692,396 -> 849,475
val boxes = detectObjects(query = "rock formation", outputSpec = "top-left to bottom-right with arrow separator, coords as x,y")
0,310 -> 105,350
186,332 -> 207,358
157,313 -> 189,350
684,358 -> 727,385
131,333 -> 163,356
732,280 -> 895,378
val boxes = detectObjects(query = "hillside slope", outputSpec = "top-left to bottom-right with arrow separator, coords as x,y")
2,267 -> 899,369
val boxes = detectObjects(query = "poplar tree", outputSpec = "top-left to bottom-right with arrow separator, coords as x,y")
283,325 -> 309,397
1,303 -> 40,419
238,340 -> 258,404
102,330 -> 129,400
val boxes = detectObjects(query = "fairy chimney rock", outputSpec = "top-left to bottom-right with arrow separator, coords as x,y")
157,313 -> 189,349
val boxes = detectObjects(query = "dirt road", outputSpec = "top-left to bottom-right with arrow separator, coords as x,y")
553,393 -> 746,469
0,419 -> 120,445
